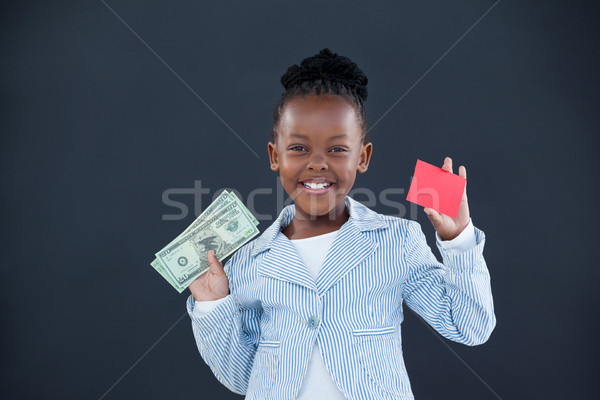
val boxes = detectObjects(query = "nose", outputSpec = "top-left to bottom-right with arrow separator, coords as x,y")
307,153 -> 327,171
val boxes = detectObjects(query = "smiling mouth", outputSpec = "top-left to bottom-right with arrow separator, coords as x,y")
300,182 -> 334,189
297,181 -> 336,195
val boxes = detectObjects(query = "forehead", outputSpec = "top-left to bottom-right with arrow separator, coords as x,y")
279,95 -> 360,138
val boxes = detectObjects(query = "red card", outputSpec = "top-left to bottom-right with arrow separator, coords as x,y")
406,159 -> 466,218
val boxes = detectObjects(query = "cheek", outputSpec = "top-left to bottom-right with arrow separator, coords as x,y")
277,154 -> 294,169
278,161 -> 294,177
277,161 -> 299,183
335,157 -> 360,174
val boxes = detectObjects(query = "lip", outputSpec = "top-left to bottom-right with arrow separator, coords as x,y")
298,181 -> 335,195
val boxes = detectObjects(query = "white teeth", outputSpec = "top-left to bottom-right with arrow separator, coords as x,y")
303,182 -> 332,189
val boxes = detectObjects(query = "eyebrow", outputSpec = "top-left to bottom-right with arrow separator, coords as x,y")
289,133 -> 349,140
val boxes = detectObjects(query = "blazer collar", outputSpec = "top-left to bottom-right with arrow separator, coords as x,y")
251,195 -> 387,257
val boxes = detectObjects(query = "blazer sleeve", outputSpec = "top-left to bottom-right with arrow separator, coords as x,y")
401,220 -> 496,346
185,251 -> 261,394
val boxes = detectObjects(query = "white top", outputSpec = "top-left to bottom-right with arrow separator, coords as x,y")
288,229 -> 345,399
192,218 -> 476,399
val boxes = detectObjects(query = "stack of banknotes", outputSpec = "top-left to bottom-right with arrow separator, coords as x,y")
150,190 -> 260,293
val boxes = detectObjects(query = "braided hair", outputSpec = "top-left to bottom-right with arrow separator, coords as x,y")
271,48 -> 369,143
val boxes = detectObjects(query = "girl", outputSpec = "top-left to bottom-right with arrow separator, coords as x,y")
186,48 -> 495,400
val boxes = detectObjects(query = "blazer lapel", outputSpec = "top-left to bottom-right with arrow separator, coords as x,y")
258,233 -> 318,292
255,202 -> 318,292
316,211 -> 379,295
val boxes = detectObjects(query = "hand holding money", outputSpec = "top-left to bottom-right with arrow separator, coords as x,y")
150,190 -> 259,293
188,250 -> 230,301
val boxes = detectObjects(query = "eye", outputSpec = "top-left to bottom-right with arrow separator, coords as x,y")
289,145 -> 306,152
330,147 -> 348,153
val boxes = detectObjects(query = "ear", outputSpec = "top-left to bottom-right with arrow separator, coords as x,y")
267,141 -> 279,171
357,141 -> 373,173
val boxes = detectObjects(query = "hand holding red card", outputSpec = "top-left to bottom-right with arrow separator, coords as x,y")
406,157 -> 470,241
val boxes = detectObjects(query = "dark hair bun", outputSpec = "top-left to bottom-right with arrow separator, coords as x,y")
280,48 -> 368,102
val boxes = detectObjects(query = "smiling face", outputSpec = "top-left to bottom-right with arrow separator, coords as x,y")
268,94 -> 373,222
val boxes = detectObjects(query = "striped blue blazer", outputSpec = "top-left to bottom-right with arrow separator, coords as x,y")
186,195 -> 495,400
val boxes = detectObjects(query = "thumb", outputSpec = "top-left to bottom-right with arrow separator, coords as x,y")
207,250 -> 225,275
424,207 -> 444,227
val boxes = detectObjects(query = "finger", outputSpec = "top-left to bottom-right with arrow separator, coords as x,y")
442,157 -> 453,174
424,207 -> 444,225
432,209 -> 444,223
207,250 -> 224,273
458,165 -> 468,198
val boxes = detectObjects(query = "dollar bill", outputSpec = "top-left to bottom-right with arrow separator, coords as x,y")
230,191 -> 259,226
151,258 -> 186,292
173,190 -> 258,243
150,191 -> 233,292
151,193 -> 260,292
151,190 -> 257,271
171,190 -> 232,243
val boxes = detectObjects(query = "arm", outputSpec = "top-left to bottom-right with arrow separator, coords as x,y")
186,251 -> 261,394
401,219 -> 496,346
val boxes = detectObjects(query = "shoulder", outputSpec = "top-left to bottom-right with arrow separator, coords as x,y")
379,213 -> 417,227
367,211 -> 430,256
348,196 -> 420,236
350,205 -> 424,252
374,211 -> 423,238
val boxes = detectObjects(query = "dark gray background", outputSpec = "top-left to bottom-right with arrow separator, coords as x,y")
1,0 -> 598,399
